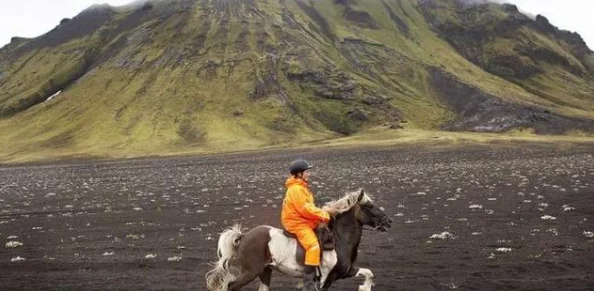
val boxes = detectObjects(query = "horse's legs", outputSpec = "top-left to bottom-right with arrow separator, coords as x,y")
321,267 -> 374,291
227,270 -> 260,291
355,268 -> 375,291
257,266 -> 272,291
320,269 -> 339,291
227,261 -> 271,291
320,279 -> 334,291
228,225 -> 273,291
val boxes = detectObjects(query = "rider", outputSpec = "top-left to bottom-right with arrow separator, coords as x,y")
281,158 -> 335,290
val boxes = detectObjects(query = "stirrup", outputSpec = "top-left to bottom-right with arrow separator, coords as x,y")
314,266 -> 321,282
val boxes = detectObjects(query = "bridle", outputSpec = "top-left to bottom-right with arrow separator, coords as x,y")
360,204 -> 387,231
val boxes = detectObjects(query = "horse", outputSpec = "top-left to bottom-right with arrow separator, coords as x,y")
205,189 -> 392,291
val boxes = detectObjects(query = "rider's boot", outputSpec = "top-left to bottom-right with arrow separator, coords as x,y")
302,266 -> 320,291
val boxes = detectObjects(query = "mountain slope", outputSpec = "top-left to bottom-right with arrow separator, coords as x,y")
0,0 -> 593,161
420,0 -> 594,117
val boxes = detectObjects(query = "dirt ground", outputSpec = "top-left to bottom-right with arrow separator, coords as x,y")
1,143 -> 593,291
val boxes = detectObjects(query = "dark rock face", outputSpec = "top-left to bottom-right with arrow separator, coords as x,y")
285,65 -> 359,101
334,0 -> 379,29
420,0 -> 592,80
344,9 -> 379,29
430,68 -> 594,134
11,5 -> 114,59
295,0 -> 336,41
532,14 -> 593,75
534,14 -> 553,32
9,37 -> 29,44
347,108 -> 369,122
501,3 -> 518,13
381,0 -> 410,36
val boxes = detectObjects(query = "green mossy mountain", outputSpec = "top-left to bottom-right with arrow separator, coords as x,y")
1,0 -> 593,161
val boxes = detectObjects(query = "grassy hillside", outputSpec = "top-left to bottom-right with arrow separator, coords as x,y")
0,0 -> 593,163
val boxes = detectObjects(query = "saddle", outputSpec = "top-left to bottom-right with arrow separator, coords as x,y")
283,226 -> 335,251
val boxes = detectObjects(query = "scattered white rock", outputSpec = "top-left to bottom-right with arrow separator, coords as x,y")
469,204 -> 483,210
430,232 -> 454,240
583,231 -> 594,238
145,254 -> 157,259
102,252 -> 115,256
488,253 -> 496,259
496,248 -> 512,253
562,205 -> 575,212
7,235 -> 18,239
46,90 -> 62,102
11,256 -> 26,262
167,256 -> 182,262
5,241 -> 23,248
541,215 -> 556,220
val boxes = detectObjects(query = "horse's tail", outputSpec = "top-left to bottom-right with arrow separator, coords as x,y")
205,225 -> 243,291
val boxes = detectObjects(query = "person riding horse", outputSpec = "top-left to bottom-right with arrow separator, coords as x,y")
205,160 -> 392,291
281,159 -> 337,290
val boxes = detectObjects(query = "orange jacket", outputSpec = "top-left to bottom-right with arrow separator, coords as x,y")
281,177 -> 330,231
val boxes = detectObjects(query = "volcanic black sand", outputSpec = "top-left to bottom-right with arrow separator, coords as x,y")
1,143 -> 593,291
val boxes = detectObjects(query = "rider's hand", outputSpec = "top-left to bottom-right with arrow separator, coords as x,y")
322,206 -> 337,216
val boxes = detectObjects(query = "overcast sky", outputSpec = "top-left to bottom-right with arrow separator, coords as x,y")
0,0 -> 593,50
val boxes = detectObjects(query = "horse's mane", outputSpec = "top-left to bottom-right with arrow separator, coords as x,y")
323,189 -> 373,214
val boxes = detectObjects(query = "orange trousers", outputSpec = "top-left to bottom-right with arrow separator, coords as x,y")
293,227 -> 321,266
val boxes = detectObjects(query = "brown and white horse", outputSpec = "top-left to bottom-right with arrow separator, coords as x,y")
205,189 -> 392,291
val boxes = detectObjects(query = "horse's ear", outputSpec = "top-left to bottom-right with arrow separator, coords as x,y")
357,189 -> 365,202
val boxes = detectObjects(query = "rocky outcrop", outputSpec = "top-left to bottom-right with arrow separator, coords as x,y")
420,0 -> 593,81
430,68 -> 594,134
335,0 -> 379,29
11,5 -> 114,59
286,67 -> 358,101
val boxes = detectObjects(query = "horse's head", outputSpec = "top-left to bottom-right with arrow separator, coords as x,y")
356,189 -> 392,232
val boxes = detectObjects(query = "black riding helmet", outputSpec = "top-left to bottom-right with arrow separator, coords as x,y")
290,159 -> 313,175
